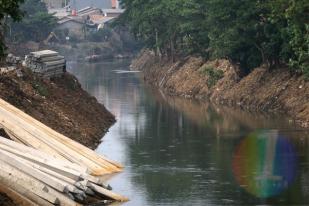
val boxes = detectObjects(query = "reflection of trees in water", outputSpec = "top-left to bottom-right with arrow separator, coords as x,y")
127,88 -> 309,204
70,61 -> 309,205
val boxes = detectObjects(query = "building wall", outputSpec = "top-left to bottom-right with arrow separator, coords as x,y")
44,0 -> 65,9
57,21 -> 84,38
74,0 -> 112,10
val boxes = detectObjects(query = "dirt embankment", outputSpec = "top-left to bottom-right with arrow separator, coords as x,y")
0,68 -> 116,148
131,51 -> 309,127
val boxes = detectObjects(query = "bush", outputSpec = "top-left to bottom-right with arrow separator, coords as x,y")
200,65 -> 224,88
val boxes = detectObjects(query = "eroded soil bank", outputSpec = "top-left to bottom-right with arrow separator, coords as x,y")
0,67 -> 115,148
131,50 -> 309,127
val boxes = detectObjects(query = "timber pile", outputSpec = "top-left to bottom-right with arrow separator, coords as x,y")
24,50 -> 66,78
6,54 -> 22,65
0,98 -> 128,205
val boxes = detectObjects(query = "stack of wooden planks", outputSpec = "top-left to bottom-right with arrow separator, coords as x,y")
0,98 -> 128,205
24,50 -> 66,78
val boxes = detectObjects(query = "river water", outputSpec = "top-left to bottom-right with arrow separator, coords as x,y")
68,60 -> 309,206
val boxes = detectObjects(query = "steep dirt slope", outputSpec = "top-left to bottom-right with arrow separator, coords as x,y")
0,68 -> 115,148
132,51 -> 309,127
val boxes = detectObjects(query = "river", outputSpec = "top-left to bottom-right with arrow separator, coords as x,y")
68,60 -> 309,206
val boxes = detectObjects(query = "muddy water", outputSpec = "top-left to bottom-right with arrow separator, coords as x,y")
68,60 -> 309,206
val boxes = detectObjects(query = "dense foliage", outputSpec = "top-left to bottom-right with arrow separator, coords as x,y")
0,0 -> 24,55
119,0 -> 308,77
8,0 -> 57,43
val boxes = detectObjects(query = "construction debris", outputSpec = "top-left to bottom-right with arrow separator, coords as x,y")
6,54 -> 22,65
0,98 -> 128,205
0,66 -> 16,74
24,50 -> 66,78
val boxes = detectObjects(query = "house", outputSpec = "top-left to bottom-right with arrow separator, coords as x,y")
43,0 -> 66,9
48,8 -> 70,19
102,9 -> 124,17
57,17 -> 85,38
78,7 -> 103,19
74,0 -> 111,10
89,15 -> 115,30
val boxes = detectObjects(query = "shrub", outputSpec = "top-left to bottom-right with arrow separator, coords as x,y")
200,65 -> 224,88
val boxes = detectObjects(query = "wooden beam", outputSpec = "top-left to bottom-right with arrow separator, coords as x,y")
87,183 -> 129,202
0,149 -> 69,193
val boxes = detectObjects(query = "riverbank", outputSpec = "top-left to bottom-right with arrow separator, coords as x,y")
0,67 -> 116,148
131,51 -> 309,127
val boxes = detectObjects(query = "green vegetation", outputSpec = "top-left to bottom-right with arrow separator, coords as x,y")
0,0 -> 24,55
32,82 -> 49,97
199,65 -> 224,88
119,0 -> 308,77
8,0 -> 57,43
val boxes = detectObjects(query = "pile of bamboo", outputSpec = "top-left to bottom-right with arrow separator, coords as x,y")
24,50 -> 66,78
0,98 -> 128,205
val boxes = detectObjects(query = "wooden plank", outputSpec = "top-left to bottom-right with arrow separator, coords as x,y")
0,119 -> 65,160
0,107 -> 110,175
0,142 -> 84,181
0,161 -> 60,205
0,137 -> 88,173
0,98 -> 123,172
0,183 -> 40,206
0,149 -> 68,193
87,183 -> 129,202
0,158 -> 81,206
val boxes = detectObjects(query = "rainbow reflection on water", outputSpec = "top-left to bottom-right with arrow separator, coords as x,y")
232,130 -> 297,198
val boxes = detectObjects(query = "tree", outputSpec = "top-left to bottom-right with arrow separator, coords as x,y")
268,0 -> 309,77
9,0 -> 57,43
119,0 -> 308,77
0,0 -> 24,55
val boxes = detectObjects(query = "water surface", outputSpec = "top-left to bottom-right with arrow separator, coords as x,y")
68,60 -> 309,206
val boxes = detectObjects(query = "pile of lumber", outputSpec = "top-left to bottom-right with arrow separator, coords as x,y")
0,98 -> 128,205
6,54 -> 22,65
24,50 -> 66,78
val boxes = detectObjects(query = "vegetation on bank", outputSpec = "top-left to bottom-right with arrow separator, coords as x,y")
119,0 -> 308,77
8,0 -> 57,43
0,0 -> 56,55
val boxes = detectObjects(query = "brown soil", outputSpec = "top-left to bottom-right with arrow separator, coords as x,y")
0,67 -> 115,148
0,193 -> 16,206
132,50 -> 309,127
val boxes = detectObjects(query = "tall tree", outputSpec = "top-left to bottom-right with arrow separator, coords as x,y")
119,0 -> 308,77
9,0 -> 57,43
0,0 -> 24,55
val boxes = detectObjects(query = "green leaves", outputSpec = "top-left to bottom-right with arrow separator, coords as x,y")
0,0 -> 24,56
120,0 -> 307,76
9,0 -> 57,43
